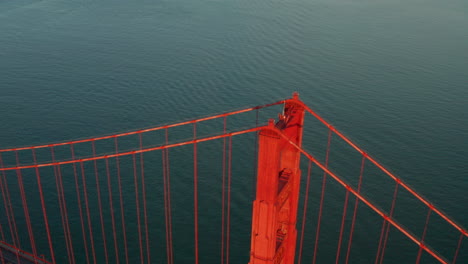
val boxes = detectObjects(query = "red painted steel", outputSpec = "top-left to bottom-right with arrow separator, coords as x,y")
162,127 -> 174,264
105,157 -> 119,264
298,102 -> 468,238
139,134 -> 151,264
115,137 -> 130,264
79,161 -> 97,264
0,101 -> 285,153
70,146 -> 88,264
312,129 -> 332,264
0,240 -> 52,264
14,151 -> 38,264
0,128 -> 264,172
51,148 -> 74,263
276,129 -> 452,264
92,142 -> 108,264
226,136 -> 233,264
296,161 -> 312,264
0,93 -> 466,264
193,123 -> 199,264
132,152 -> 144,264
248,93 -> 305,264
345,155 -> 366,264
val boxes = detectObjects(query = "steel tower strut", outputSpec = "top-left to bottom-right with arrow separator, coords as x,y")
249,92 -> 305,264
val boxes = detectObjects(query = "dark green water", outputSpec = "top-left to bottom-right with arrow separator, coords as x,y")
1,0 -> 467,263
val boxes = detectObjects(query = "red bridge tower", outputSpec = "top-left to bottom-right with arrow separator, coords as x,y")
249,93 -> 305,264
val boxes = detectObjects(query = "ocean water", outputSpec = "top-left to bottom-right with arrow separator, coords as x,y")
0,0 -> 467,263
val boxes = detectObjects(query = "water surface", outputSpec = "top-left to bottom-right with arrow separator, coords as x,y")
1,0 -> 467,263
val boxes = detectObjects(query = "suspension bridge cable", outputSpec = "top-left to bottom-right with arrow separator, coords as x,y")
0,95 -> 465,264
297,160 -> 312,264
162,147 -> 169,264
252,109 -> 259,200
193,123 -> 199,264
57,165 -> 75,263
345,154 -> 366,264
58,161 -> 75,264
91,141 -> 109,264
299,101 -> 467,238
70,145 -> 89,264
114,138 -> 129,264
452,234 -> 464,264
105,157 -> 119,264
0,154 -> 20,263
14,151 -> 38,264
162,127 -> 174,264
226,136 -> 233,264
165,128 -> 174,264
139,134 -> 151,264
335,189 -> 350,264
162,146 -> 171,264
416,208 -> 432,264
132,153 -> 144,264
312,127 -> 333,264
276,128 -> 451,264
51,147 -> 74,264
377,183 -> 399,264
80,161 -> 97,264
220,117 -> 227,264
0,128 -> 264,172
0,101 -> 285,153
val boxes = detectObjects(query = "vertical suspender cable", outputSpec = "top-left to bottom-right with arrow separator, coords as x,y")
297,161 -> 312,264
105,157 -> 119,264
252,109 -> 259,198
132,152 -> 144,264
70,145 -> 89,264
452,234 -> 464,264
32,149 -> 56,264
0,173 -> 11,249
345,154 -> 366,264
164,128 -> 174,264
114,137 -> 129,264
226,136 -> 233,264
14,150 -> 38,263
379,183 -> 399,264
0,156 -> 12,242
162,144 -> 170,264
0,154 -> 20,263
91,141 -> 108,264
375,205 -> 389,262
335,189 -> 350,264
80,161 -> 97,264
0,154 -> 20,246
312,128 -> 333,264
51,147 -> 74,264
415,208 -> 432,264
139,134 -> 151,264
376,182 -> 399,264
57,155 -> 75,264
220,117 -> 227,264
193,123 -> 199,264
